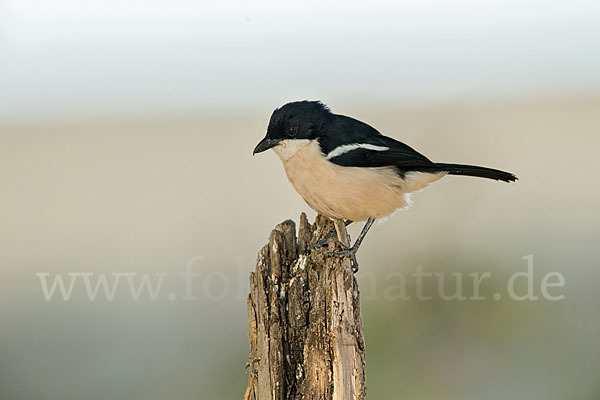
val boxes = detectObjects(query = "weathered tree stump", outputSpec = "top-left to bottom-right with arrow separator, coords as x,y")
245,213 -> 366,400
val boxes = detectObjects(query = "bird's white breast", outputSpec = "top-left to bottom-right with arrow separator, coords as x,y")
273,140 -> 445,221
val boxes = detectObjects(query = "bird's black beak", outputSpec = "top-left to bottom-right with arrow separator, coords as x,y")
253,137 -> 282,155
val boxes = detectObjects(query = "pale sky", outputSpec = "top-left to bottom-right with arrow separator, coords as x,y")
1,0 -> 599,119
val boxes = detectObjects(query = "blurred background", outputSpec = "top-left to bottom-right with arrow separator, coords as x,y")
1,1 -> 599,399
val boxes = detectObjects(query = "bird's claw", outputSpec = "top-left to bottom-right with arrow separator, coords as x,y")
311,220 -> 361,272
328,247 -> 356,257
310,227 -> 342,249
327,246 -> 359,272
310,237 -> 334,249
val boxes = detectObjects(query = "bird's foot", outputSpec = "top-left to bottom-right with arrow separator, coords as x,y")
328,246 -> 357,258
309,229 -> 338,249
311,219 -> 359,272
327,245 -> 359,272
311,236 -> 359,272
325,217 -> 375,273
310,220 -> 353,249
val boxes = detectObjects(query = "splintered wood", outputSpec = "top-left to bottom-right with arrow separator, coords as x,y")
246,213 -> 366,400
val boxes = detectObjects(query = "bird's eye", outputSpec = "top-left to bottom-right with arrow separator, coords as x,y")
287,127 -> 298,137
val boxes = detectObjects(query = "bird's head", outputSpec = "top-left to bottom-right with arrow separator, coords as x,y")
253,101 -> 331,158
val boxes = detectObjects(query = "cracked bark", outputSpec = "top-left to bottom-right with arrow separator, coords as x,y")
245,213 -> 366,400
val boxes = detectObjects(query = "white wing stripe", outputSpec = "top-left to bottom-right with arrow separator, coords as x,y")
324,143 -> 389,160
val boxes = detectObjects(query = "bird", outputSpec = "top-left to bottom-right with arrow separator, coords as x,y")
253,100 -> 516,269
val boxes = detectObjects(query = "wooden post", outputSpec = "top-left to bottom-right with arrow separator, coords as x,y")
245,213 -> 366,400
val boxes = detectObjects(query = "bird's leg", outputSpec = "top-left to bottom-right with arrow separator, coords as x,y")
328,218 -> 375,270
310,219 -> 353,249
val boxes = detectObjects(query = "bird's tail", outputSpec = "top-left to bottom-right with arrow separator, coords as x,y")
436,163 -> 517,183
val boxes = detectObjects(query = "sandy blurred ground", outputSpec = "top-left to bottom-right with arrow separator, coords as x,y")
1,97 -> 599,399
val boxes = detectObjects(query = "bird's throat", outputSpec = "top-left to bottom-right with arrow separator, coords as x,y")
272,139 -> 313,162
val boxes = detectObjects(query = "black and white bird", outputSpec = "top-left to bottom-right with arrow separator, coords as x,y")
253,101 -> 516,266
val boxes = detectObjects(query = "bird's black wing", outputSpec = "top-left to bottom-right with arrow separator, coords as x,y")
320,115 -> 439,173
327,136 -> 437,170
